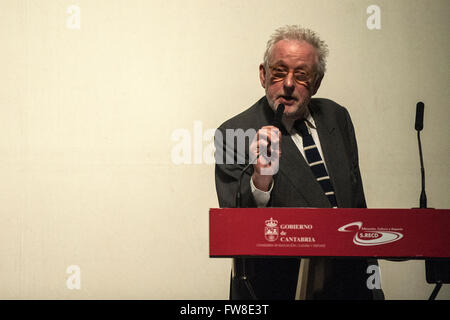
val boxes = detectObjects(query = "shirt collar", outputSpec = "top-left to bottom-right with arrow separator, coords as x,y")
283,112 -> 316,133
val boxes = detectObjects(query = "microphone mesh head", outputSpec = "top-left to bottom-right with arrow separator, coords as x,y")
273,104 -> 285,129
415,101 -> 424,131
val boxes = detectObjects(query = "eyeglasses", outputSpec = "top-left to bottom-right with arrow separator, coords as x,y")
268,65 -> 315,85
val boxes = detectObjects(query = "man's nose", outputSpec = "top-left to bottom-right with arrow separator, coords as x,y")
283,73 -> 295,91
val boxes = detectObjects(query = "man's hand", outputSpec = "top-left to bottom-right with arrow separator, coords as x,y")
250,125 -> 281,191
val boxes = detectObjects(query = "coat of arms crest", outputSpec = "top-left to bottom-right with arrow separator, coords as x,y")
264,217 -> 279,242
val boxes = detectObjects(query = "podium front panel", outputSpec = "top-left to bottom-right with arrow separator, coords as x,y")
209,208 -> 450,258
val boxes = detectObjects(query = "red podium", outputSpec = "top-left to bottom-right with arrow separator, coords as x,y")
210,208 -> 450,299
209,208 -> 450,258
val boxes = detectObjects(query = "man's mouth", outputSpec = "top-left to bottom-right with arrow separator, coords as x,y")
279,96 -> 297,104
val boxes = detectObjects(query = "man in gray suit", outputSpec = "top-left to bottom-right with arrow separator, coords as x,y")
215,25 -> 383,299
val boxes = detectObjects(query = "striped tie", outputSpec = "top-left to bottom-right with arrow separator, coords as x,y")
295,120 -> 338,208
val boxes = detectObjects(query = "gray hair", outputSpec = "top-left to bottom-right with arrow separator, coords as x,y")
263,25 -> 329,80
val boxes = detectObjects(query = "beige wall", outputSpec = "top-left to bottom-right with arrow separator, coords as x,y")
0,0 -> 448,299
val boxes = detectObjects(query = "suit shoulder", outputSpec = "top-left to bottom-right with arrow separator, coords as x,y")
310,97 -> 351,119
311,97 -> 347,112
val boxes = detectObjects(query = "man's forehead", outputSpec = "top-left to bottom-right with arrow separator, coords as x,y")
269,39 -> 318,63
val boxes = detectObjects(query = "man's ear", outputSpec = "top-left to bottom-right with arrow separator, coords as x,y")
259,63 -> 266,89
311,74 -> 323,96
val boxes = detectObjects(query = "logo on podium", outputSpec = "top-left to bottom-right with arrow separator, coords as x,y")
264,217 -> 279,242
338,221 -> 404,246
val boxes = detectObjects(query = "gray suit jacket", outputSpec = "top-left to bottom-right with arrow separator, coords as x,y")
215,96 -> 381,300
215,96 -> 366,209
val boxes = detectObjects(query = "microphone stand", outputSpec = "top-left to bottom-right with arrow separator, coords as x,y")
417,130 -> 427,208
233,155 -> 259,300
415,104 -> 450,300
421,132 -> 449,300
232,104 -> 284,300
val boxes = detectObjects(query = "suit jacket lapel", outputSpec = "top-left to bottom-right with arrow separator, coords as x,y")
311,103 -> 352,208
278,130 -> 332,208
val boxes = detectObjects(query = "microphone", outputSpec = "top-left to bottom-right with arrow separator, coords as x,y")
389,103 -> 427,265
415,102 -> 424,131
272,103 -> 285,130
232,103 -> 285,301
415,102 -> 426,208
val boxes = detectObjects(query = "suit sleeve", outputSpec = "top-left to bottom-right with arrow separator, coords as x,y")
214,127 -> 258,208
